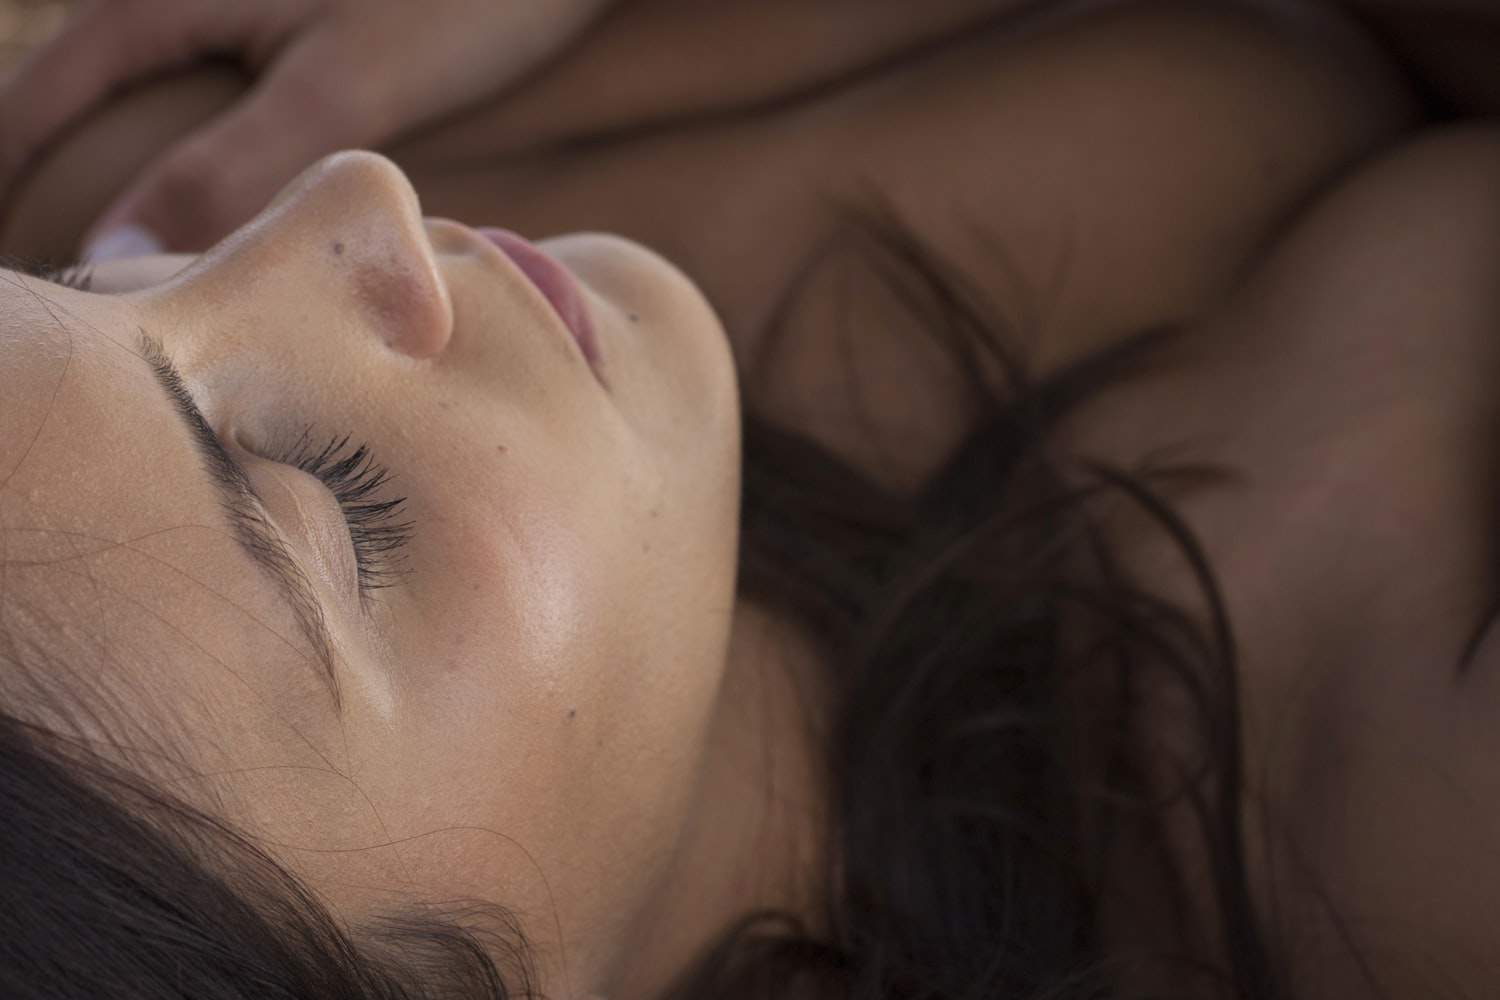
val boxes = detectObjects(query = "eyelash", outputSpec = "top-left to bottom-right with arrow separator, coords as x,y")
30,263 -> 413,595
264,429 -> 414,596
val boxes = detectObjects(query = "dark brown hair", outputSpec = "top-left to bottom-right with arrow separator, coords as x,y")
0,215 -> 1276,998
665,212 -> 1279,999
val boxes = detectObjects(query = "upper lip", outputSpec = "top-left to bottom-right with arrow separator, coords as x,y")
442,222 -> 604,385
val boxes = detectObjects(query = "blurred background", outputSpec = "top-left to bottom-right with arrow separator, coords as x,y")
0,0 -> 64,77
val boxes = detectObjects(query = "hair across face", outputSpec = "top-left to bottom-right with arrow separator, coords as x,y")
0,151 -> 743,995
9,112 -> 1500,1000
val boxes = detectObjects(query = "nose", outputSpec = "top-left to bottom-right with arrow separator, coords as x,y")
250,151 -> 455,360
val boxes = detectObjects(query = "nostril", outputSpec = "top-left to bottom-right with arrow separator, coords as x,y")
287,152 -> 454,358
349,247 -> 453,359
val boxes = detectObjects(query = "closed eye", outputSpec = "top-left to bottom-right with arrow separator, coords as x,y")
260,429 -> 414,597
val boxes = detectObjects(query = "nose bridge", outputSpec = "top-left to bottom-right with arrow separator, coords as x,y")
246,151 -> 454,361
318,153 -> 453,360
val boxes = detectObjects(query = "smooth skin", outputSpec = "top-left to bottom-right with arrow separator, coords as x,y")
0,152 -> 827,999
1062,125 -> 1500,998
8,1 -> 1495,997
5,1 -> 1411,482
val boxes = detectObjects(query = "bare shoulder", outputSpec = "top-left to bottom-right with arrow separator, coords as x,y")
815,0 -> 1417,370
747,0 -> 1417,489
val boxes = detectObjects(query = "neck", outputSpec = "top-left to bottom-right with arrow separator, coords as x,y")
607,597 -> 830,1000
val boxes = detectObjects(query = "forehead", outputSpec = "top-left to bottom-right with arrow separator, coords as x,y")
1,284 -> 175,534
0,280 -> 331,749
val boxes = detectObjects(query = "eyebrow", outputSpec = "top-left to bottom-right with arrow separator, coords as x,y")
133,332 -> 342,704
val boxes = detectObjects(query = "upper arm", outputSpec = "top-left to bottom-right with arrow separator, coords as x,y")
390,0 -> 1046,161
745,0 -> 1416,489
822,0 -> 1417,373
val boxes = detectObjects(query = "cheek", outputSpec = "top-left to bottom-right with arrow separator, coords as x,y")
342,387 -> 740,866
395,497 -> 597,697
393,415 -> 732,707
383,444 -> 734,787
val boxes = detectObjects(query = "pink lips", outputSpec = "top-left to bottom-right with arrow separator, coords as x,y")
478,228 -> 601,378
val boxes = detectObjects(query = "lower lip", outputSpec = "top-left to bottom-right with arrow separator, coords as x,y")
477,228 -> 602,377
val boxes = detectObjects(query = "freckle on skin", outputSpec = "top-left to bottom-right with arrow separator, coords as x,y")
496,444 -> 508,454
568,706 -> 577,720
628,313 -> 640,323
333,242 -> 345,255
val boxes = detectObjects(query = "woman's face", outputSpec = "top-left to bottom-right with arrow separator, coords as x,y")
0,152 -> 741,992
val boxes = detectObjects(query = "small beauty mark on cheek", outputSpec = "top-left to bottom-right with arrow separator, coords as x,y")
332,242 -> 345,256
